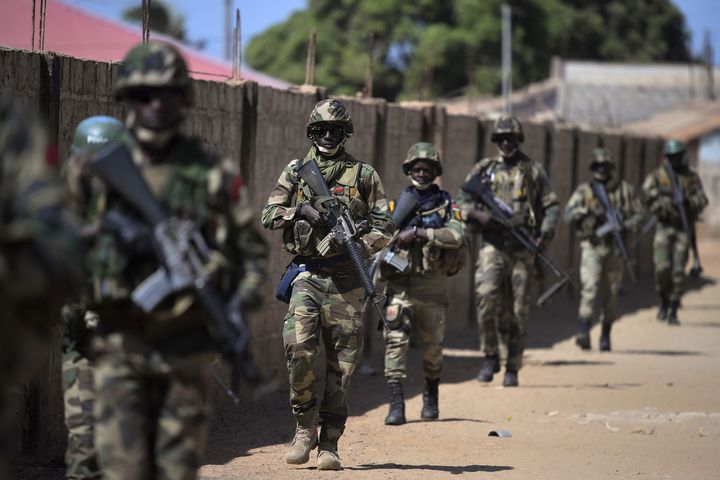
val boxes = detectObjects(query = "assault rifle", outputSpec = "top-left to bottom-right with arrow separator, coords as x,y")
89,142 -> 260,384
381,190 -> 421,272
462,173 -> 575,306
591,182 -> 637,284
296,158 -> 388,329
665,164 -> 703,277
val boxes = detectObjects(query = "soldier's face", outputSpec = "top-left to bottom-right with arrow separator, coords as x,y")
310,124 -> 345,154
128,88 -> 184,130
495,134 -> 518,158
666,153 -> 684,169
409,160 -> 436,185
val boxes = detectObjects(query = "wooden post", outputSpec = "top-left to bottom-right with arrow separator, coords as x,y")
305,28 -> 316,86
364,33 -> 375,98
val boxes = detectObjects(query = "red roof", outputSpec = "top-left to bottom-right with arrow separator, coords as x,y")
0,0 -> 290,88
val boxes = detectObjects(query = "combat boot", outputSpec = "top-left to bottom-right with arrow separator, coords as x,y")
599,324 -> 612,352
384,380 -> 406,425
667,300 -> 680,325
656,295 -> 669,321
285,423 -> 318,464
317,426 -> 342,470
477,354 -> 500,382
502,369 -> 519,387
575,320 -> 591,350
421,378 -> 439,421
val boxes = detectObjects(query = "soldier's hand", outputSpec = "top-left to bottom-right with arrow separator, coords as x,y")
536,230 -> 553,250
297,204 -> 322,226
395,227 -> 417,247
468,209 -> 492,225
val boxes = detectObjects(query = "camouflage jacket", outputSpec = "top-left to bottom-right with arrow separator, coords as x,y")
382,185 -> 465,278
0,93 -> 83,319
564,180 -> 643,243
67,132 -> 268,328
261,147 -> 393,259
457,151 -> 559,249
642,161 -> 708,228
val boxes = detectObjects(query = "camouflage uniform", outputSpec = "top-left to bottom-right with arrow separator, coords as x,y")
564,148 -> 643,350
0,93 -> 83,476
380,142 -> 465,425
642,140 -> 707,323
67,43 -> 268,480
262,99 -> 392,468
457,116 -> 559,385
61,116 -> 128,480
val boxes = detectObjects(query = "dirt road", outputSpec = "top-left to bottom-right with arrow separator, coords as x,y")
199,239 -> 720,480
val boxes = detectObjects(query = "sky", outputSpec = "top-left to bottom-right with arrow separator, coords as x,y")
74,0 -> 719,65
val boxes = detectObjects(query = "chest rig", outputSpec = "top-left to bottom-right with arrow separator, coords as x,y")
485,155 -> 537,229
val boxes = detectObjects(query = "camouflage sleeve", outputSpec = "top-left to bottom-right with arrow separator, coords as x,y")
641,171 -> 663,214
535,163 -> 559,235
563,185 -> 589,224
687,170 -> 709,216
622,182 -> 644,231
360,166 -> 394,254
426,216 -> 464,250
261,160 -> 300,230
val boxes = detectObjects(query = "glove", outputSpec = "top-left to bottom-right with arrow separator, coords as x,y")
297,204 -> 322,226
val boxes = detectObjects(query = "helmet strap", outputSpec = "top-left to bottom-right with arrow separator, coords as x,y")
314,137 -> 346,157
127,111 -> 177,151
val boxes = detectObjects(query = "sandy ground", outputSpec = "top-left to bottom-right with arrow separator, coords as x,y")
198,239 -> 720,480
14,240 -> 720,479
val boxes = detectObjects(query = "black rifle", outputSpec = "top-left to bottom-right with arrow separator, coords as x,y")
665,164 -> 703,277
89,142 -> 260,384
591,182 -> 637,284
296,158 -> 388,329
379,190 -> 421,273
462,173 -> 575,306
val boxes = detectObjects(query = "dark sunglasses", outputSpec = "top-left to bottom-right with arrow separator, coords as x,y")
309,125 -> 344,137
126,88 -> 183,104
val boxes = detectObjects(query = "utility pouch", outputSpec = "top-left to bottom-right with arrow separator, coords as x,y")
275,259 -> 307,304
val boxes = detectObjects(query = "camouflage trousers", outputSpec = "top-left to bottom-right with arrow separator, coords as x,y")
283,269 -> 364,437
63,353 -> 100,480
578,241 -> 624,325
93,332 -> 212,480
383,273 -> 446,381
473,255 -> 511,355
475,244 -> 534,371
653,224 -> 689,302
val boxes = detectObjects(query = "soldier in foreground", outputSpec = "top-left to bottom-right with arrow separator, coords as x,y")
67,42 -> 268,479
458,115 -> 559,387
379,142 -> 465,426
61,116 -> 129,480
0,92 -> 83,477
564,148 -> 643,351
642,140 -> 707,325
262,99 -> 392,470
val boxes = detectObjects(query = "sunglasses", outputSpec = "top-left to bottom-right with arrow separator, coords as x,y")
126,88 -> 184,104
309,125 -> 344,137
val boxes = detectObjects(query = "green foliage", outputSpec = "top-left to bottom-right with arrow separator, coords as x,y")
246,0 -> 690,101
123,0 -> 187,41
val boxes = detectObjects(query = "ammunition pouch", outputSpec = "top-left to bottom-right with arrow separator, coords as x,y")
275,259 -> 307,304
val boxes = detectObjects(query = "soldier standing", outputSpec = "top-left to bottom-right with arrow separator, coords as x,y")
68,42 -> 268,480
458,115 -> 559,387
642,140 -> 708,324
61,116 -> 129,480
262,99 -> 392,470
0,92 -> 83,477
380,143 -> 465,426
564,148 -> 643,351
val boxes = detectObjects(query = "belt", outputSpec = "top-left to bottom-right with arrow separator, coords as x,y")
296,254 -> 351,272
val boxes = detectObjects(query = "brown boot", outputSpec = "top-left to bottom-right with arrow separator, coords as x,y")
317,425 -> 343,470
285,423 -> 318,464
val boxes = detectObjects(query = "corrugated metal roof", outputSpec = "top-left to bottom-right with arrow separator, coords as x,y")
624,101 -> 720,141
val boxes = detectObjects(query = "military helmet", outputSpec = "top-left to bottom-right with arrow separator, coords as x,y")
113,41 -> 192,104
589,147 -> 614,168
663,139 -> 686,157
306,99 -> 354,138
70,116 -> 127,156
490,115 -> 524,143
402,142 -> 443,176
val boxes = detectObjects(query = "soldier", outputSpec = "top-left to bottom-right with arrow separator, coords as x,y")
380,142 -> 465,426
61,115 -> 129,480
642,140 -> 708,324
458,115 -> 559,387
66,42 -> 268,480
262,99 -> 392,470
564,148 -> 643,351
0,92 -> 83,477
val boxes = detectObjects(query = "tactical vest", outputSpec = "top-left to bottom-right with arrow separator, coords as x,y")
485,154 -> 540,230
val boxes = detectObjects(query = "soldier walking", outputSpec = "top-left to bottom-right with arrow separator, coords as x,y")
379,143 -> 465,426
458,115 -> 559,387
564,148 -> 643,351
262,99 -> 392,470
642,140 -> 708,324
67,42 -> 268,480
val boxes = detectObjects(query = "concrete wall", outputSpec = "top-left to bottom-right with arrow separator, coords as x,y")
1,48 -> 667,459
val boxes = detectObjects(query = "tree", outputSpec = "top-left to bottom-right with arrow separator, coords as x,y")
246,0 -> 690,101
123,1 -> 187,42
